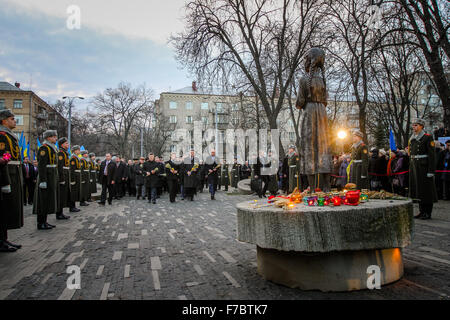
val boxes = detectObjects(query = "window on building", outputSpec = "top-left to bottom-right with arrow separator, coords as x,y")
232,117 -> 239,125
186,116 -> 193,124
216,103 -> 224,113
231,103 -> 239,111
13,99 -> 23,109
202,116 -> 208,124
201,102 -> 209,110
15,115 -> 24,126
0,99 -> 5,110
170,115 -> 177,123
170,145 -> 177,153
186,102 -> 193,110
169,101 -> 177,109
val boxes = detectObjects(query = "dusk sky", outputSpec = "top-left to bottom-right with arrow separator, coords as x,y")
0,0 -> 192,111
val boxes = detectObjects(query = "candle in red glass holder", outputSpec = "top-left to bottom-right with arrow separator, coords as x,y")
332,196 -> 341,206
345,190 -> 361,206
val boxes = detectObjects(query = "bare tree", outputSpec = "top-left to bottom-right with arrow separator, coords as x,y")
172,0 -> 327,156
397,0 -> 450,130
92,82 -> 154,158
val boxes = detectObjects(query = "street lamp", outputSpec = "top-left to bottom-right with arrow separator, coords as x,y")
62,96 -> 84,148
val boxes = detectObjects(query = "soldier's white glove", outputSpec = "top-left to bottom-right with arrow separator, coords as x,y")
39,182 -> 47,189
427,173 -> 434,178
1,185 -> 11,193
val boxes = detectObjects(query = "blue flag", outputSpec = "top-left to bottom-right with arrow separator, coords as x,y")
389,129 -> 397,152
55,141 -> 59,150
37,138 -> 42,148
80,146 -> 86,151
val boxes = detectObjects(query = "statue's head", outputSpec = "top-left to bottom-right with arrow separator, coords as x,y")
304,48 -> 325,72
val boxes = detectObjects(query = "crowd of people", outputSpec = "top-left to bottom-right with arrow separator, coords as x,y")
1,108 -> 447,253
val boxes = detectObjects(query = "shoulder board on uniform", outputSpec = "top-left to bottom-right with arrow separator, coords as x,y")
425,133 -> 431,136
0,131 -> 6,136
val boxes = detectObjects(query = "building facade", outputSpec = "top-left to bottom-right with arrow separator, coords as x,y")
0,81 -> 68,154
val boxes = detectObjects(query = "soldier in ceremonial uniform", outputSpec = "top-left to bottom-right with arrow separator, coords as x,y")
33,130 -> 60,229
144,153 -> 160,204
89,153 -> 98,197
182,149 -> 199,201
261,151 -> 278,196
69,145 -> 84,209
409,118 -> 438,220
349,130 -> 369,190
165,153 -> 181,203
204,149 -> 220,200
56,137 -> 72,220
80,151 -> 91,205
0,110 -> 24,251
231,158 -> 241,189
220,159 -> 230,191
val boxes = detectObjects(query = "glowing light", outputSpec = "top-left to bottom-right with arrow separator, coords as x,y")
338,130 -> 347,140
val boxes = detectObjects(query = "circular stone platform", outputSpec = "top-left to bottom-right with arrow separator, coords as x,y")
236,199 -> 414,292
237,179 -> 253,195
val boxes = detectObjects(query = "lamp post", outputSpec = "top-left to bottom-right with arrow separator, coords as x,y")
62,96 -> 84,148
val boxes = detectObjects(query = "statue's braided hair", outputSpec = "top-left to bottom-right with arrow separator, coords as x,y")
305,48 -> 326,101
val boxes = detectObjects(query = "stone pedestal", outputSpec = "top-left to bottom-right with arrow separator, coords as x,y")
236,199 -> 414,292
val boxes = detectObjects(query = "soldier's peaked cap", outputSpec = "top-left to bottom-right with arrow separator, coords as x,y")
412,118 -> 425,126
71,145 -> 80,152
352,129 -> 363,138
58,137 -> 68,145
81,150 -> 88,155
43,130 -> 58,139
0,109 -> 15,121
89,153 -> 96,157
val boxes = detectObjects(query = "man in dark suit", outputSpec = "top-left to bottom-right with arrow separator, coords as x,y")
114,156 -> 127,199
99,153 -> 116,205
22,157 -> 36,205
144,153 -> 160,204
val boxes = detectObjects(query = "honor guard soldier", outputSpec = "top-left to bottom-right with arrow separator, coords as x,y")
204,149 -> 220,200
165,153 -> 181,203
409,118 -> 438,220
69,145 -> 84,209
0,110 -> 24,251
231,158 -> 241,189
80,151 -> 90,205
220,159 -> 230,191
349,130 -> 369,190
135,157 -> 146,200
89,153 -> 98,197
56,137 -> 72,219
33,130 -> 59,230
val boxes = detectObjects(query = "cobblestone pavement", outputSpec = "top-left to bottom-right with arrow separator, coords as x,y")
1,190 -> 449,300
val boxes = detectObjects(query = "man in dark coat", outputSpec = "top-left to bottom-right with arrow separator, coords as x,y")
349,130 -> 369,190
127,159 -> 137,197
22,157 -> 36,205
56,137 -> 73,220
283,146 -> 299,194
204,149 -> 220,200
182,150 -> 199,201
114,156 -> 127,199
69,145 -> 83,209
134,157 -> 146,200
155,156 -> 164,198
0,110 -> 24,251
33,130 -> 60,230
99,153 -> 116,205
251,155 -> 264,198
1,150 -> 17,251
165,153 -> 181,202
368,148 -> 380,191
409,118 -> 438,220
144,153 -> 160,204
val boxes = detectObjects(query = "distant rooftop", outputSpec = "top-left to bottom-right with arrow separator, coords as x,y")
164,82 -> 238,96
0,81 -> 23,92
